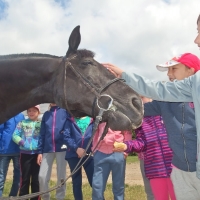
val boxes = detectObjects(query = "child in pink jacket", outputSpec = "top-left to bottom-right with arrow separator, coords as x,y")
92,122 -> 132,200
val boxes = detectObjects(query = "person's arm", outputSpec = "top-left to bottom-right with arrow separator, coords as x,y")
0,124 -> 3,139
62,121 -> 78,151
113,129 -> 146,153
124,129 -> 147,154
12,122 -> 24,146
62,122 -> 86,158
104,63 -> 194,102
37,154 -> 42,165
2,118 -> 15,138
144,101 -> 161,117
37,114 -> 46,154
122,72 -> 193,102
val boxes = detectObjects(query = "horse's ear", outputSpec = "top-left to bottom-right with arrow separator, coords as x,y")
66,25 -> 81,57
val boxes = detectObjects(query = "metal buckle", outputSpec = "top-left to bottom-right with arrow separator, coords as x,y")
96,94 -> 114,111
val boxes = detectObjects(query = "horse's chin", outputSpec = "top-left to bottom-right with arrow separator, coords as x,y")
105,111 -> 135,131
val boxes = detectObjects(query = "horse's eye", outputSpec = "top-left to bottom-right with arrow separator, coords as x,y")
82,61 -> 93,66
81,60 -> 92,68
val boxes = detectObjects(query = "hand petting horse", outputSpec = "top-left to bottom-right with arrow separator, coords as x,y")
0,26 -> 143,131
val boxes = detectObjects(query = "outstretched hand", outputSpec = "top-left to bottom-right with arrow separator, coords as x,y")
102,63 -> 124,78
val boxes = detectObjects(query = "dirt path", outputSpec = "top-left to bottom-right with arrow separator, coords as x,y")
7,161 -> 144,186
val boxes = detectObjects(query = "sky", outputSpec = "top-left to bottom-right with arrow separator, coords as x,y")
0,0 -> 199,82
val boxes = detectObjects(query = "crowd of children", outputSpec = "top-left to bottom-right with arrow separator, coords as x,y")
0,13 -> 200,200
0,104 -> 131,200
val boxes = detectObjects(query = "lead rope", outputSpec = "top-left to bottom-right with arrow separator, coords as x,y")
0,95 -> 114,200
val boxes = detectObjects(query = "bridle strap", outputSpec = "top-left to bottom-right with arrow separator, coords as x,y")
99,77 -> 125,93
63,55 -> 125,117
63,56 -> 74,117
92,77 -> 125,118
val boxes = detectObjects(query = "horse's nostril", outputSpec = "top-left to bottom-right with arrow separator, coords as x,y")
132,97 -> 142,109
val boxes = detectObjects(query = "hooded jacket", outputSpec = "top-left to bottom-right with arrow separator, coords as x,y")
92,122 -> 132,154
125,116 -> 173,179
144,101 -> 196,172
0,113 -> 25,155
38,106 -> 69,154
122,71 -> 200,178
12,118 -> 41,154
62,116 -> 94,159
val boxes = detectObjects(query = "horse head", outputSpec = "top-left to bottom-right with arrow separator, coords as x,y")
55,26 -> 143,131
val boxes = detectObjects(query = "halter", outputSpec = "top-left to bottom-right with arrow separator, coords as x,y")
63,54 -> 125,117
0,54 -> 126,200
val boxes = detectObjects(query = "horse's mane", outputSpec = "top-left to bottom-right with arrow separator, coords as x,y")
0,50 -> 95,60
0,53 -> 60,60
77,49 -> 95,58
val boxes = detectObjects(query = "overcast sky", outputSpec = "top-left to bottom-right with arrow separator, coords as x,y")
0,0 -> 199,82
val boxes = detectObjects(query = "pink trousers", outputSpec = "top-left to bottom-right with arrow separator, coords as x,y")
150,178 -> 176,200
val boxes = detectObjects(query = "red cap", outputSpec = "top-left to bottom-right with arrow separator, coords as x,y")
156,53 -> 200,73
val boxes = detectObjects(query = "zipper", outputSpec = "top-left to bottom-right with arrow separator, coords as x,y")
73,121 -> 84,147
75,119 -> 92,148
52,109 -> 56,152
31,121 -> 36,150
81,124 -> 90,147
180,103 -> 190,171
154,116 -> 169,176
82,121 -> 93,148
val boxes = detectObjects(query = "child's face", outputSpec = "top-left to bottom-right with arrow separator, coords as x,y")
194,21 -> 200,47
167,63 -> 195,81
27,107 -> 40,121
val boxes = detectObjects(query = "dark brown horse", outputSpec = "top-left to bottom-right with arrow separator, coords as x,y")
0,26 -> 143,130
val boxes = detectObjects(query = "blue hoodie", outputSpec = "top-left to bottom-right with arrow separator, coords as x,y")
38,106 -> 69,154
0,113 -> 25,155
144,101 -> 196,172
62,116 -> 94,159
122,71 -> 200,178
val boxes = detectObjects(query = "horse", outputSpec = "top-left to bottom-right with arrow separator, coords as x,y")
0,26 -> 143,131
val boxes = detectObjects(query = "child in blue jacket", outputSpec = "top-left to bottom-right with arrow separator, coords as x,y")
0,113 -> 24,197
62,115 -> 94,200
37,104 -> 68,200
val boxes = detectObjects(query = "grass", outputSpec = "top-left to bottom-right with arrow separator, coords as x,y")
3,181 -> 146,200
126,155 -> 139,164
3,156 -> 146,200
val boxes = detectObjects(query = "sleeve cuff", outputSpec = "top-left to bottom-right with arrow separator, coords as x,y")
19,140 -> 25,146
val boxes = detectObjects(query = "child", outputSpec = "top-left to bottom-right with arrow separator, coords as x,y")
115,96 -> 175,200
135,97 -> 154,200
0,113 -> 24,197
92,122 -> 132,200
12,105 -> 41,200
37,104 -> 68,200
105,52 -> 200,199
62,116 -> 94,200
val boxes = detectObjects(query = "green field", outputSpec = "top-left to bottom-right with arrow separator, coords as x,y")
3,156 -> 146,200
